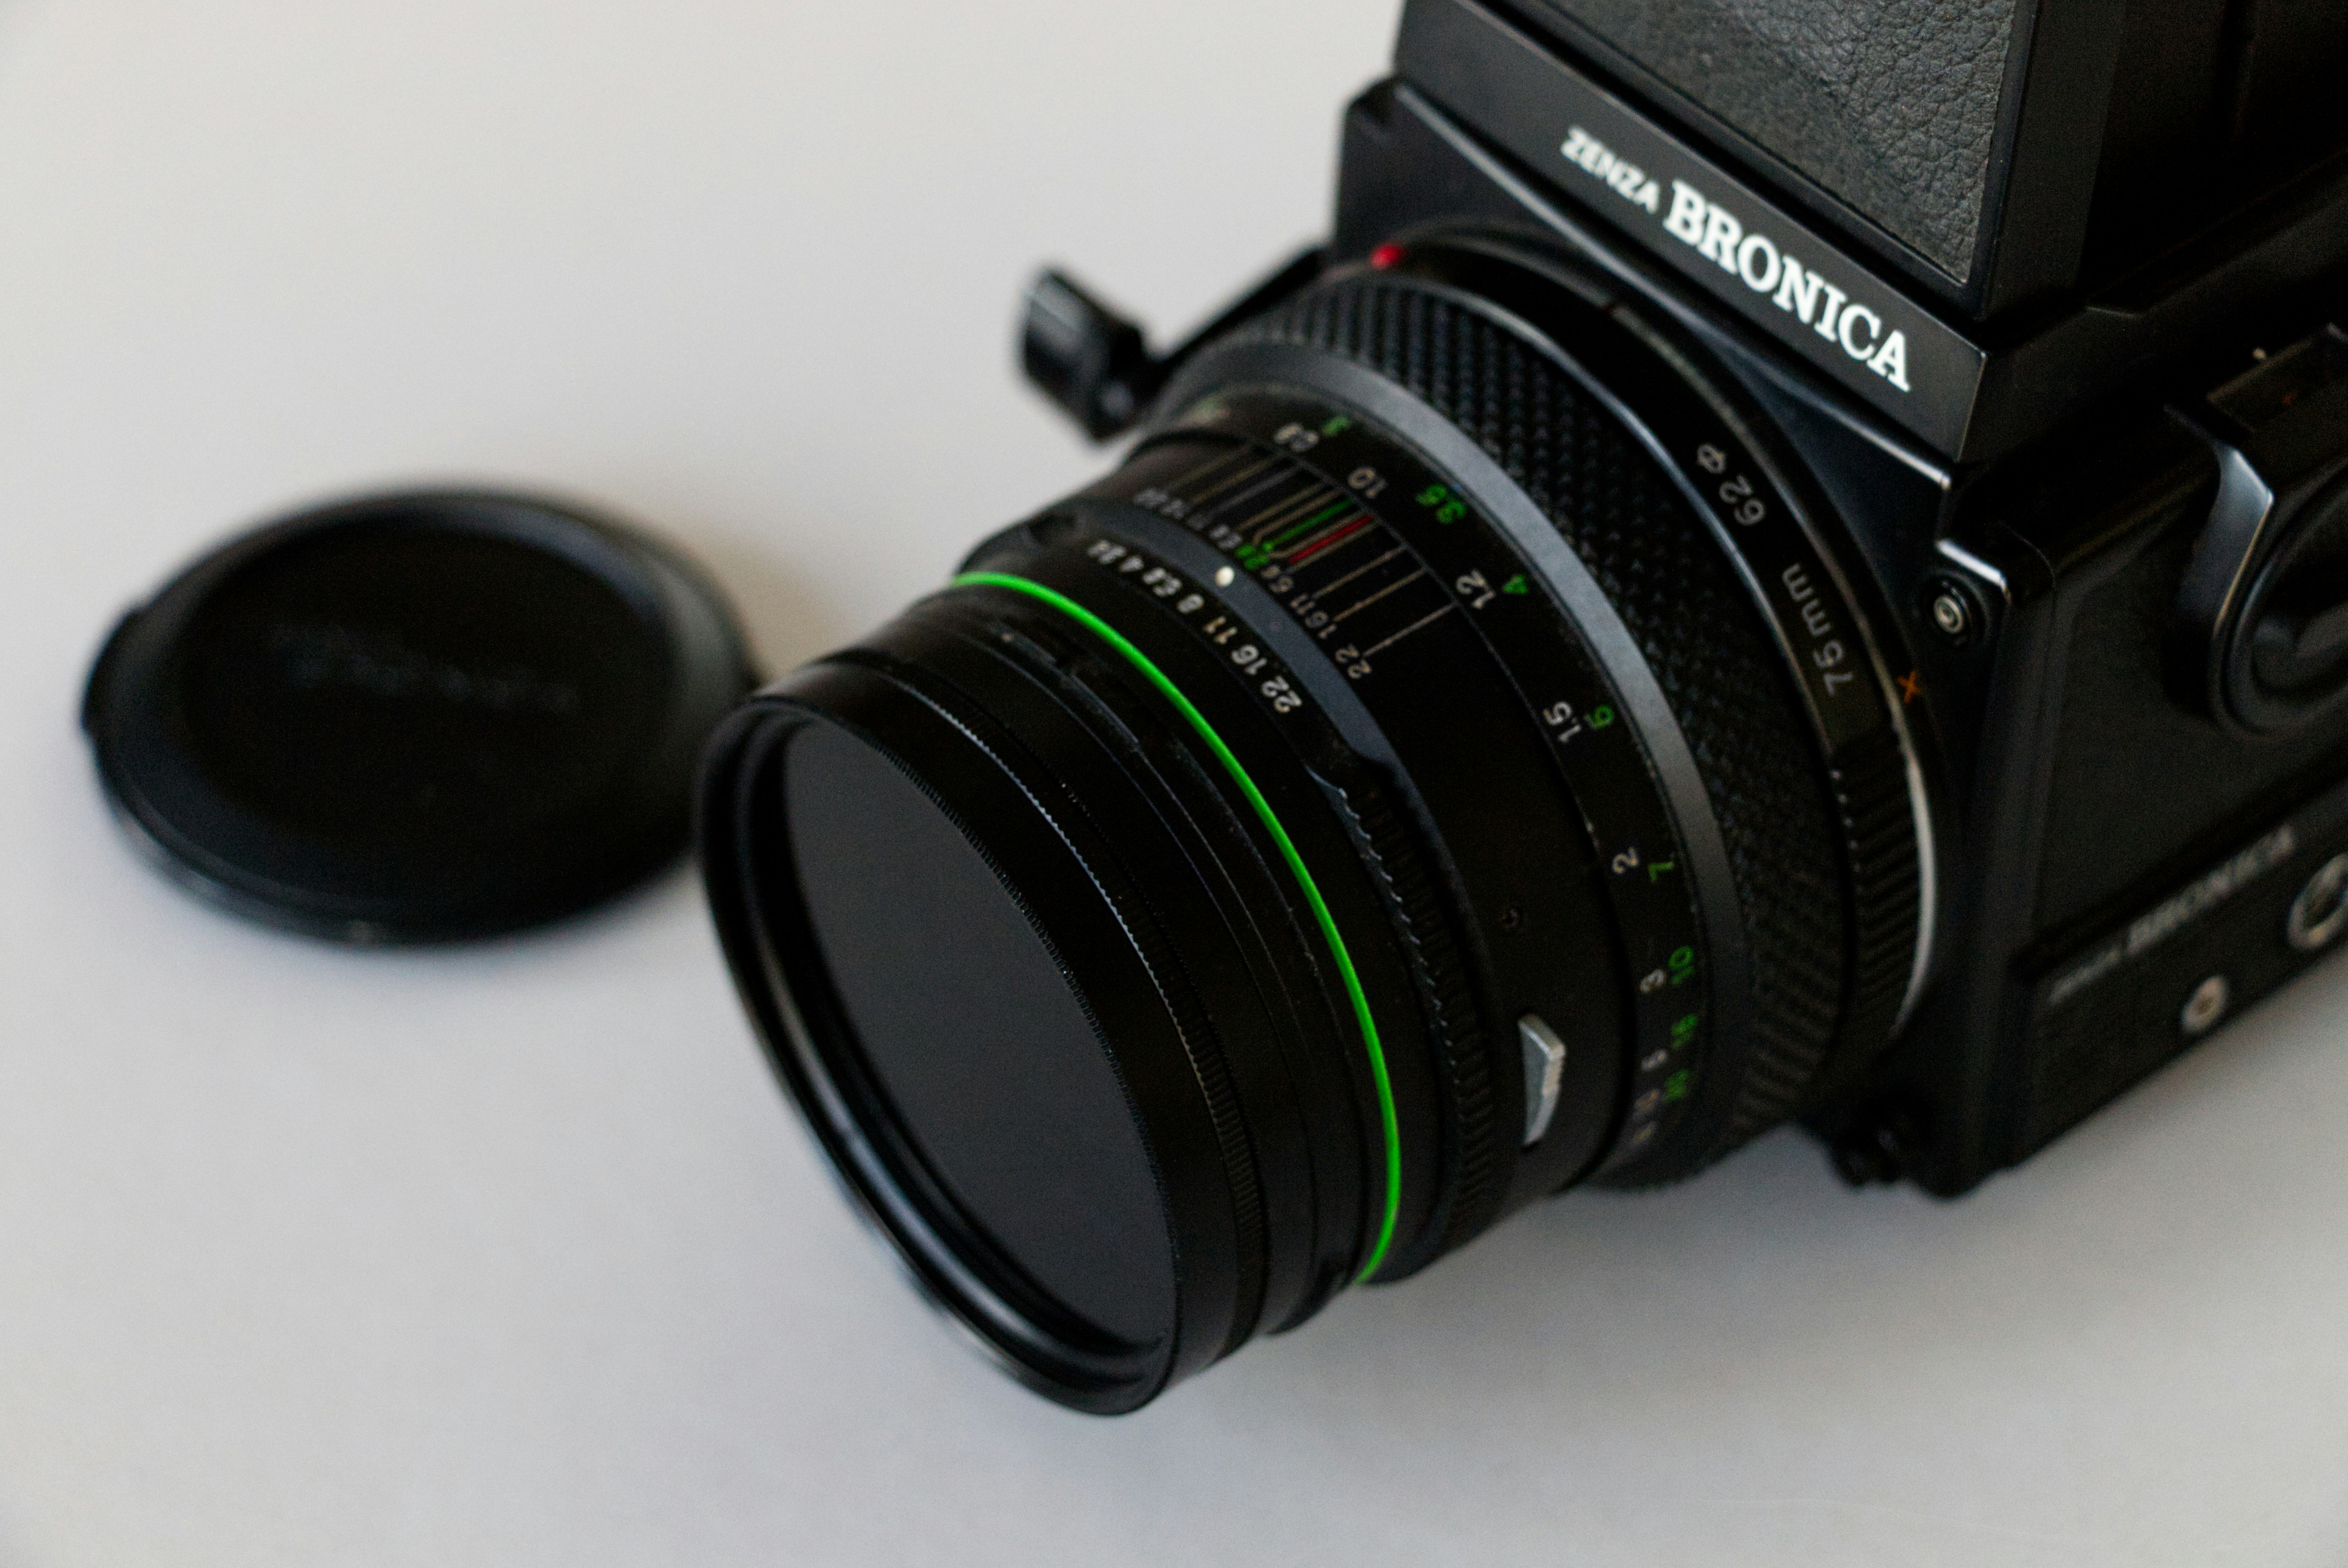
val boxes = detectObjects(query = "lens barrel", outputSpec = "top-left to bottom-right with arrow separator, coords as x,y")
699,235 -> 1934,1409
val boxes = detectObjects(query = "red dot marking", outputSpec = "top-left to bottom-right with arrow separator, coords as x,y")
1369,243 -> 1404,270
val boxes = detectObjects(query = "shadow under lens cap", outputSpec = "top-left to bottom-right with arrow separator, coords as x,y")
81,489 -> 757,942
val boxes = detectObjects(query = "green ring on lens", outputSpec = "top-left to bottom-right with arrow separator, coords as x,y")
951,570 -> 1402,1284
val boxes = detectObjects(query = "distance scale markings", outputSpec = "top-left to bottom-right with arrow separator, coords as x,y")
1120,428 -> 1459,681
1104,391 -> 1713,1169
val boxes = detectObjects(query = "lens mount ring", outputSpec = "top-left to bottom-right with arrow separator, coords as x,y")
1383,236 -> 1931,1059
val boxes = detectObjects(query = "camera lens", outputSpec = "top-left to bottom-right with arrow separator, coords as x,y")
699,235 -> 1935,1409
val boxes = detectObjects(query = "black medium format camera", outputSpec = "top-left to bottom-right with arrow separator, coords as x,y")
699,0 -> 2348,1411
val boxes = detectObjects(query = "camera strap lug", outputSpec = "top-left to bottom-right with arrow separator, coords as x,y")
1020,246 -> 1325,441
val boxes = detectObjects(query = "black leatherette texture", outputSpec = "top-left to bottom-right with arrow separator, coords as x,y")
1533,0 -> 2016,281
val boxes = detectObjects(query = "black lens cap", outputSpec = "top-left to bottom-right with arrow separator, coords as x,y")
82,489 -> 757,943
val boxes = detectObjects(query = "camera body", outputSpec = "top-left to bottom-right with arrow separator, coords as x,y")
703,0 -> 2348,1409
1322,0 -> 2348,1195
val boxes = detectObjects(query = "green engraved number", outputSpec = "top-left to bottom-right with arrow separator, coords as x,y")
1413,483 -> 1466,524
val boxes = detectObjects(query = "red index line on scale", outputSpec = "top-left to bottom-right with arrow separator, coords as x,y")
1286,514 -> 1371,565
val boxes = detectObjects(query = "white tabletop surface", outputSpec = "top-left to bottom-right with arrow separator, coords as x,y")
4,3 -> 2346,1564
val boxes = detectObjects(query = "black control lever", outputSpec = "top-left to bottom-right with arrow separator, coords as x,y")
2252,592 -> 2348,695
1020,245 -> 1325,441
2169,323 -> 2348,732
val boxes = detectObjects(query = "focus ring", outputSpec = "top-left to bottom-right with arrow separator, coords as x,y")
1828,727 -> 1922,1089
1237,277 -> 1851,1174
1322,772 -> 1500,1275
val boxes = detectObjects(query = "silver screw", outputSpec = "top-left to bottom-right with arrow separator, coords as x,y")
1931,590 -> 1972,641
2286,853 -> 2348,952
2181,975 -> 2231,1037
